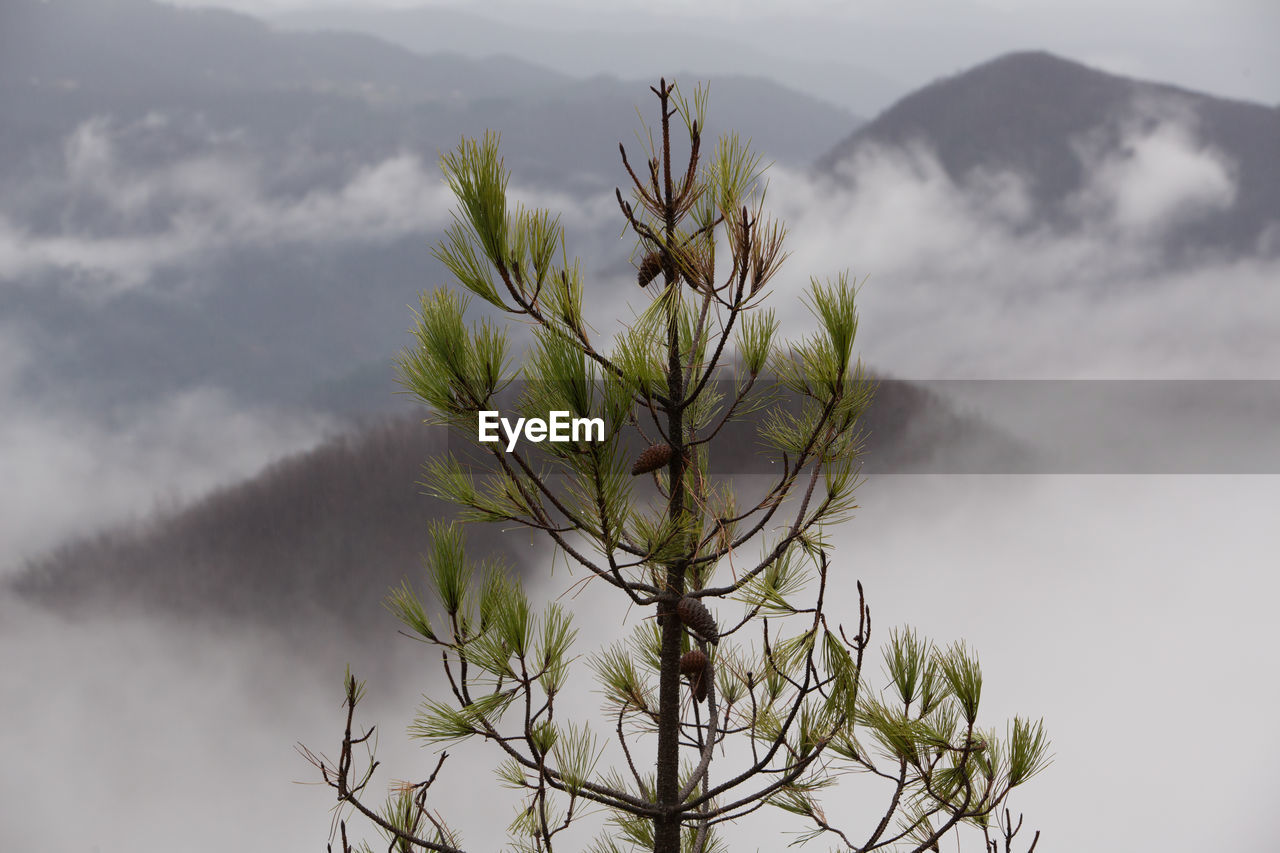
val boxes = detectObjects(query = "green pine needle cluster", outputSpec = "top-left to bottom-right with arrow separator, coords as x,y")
306,79 -> 1049,853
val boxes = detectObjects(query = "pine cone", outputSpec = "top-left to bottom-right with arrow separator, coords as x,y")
637,251 -> 663,288
676,596 -> 719,645
680,649 -> 711,702
679,648 -> 708,675
631,443 -> 674,476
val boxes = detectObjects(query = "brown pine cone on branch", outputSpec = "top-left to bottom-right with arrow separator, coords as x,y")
637,251 -> 663,288
631,443 -> 674,476
676,596 -> 719,645
680,649 -> 711,702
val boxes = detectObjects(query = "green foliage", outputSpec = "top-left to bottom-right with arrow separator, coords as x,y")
735,308 -> 778,377
938,641 -> 984,726
397,289 -> 510,422
424,521 -> 470,616
1007,716 -> 1052,787
734,542 -> 808,615
386,578 -> 435,641
592,641 -> 656,718
310,79 -> 1048,853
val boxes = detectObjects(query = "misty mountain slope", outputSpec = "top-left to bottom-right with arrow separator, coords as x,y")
10,417 -> 500,644
9,378 -> 1026,639
818,51 -> 1280,256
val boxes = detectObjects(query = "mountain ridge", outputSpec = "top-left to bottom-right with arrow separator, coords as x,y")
1,0 -> 571,101
10,380 -> 1028,642
272,2 -> 898,116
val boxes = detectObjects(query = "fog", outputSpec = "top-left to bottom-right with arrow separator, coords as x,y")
829,474 -> 1280,851
0,383 -> 334,576
5,473 -> 1277,851
0,116 -> 455,298
771,110 -> 1280,381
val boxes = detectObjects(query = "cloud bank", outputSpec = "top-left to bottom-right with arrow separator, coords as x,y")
0,116 -> 456,298
0,380 -> 334,576
6,473 -> 1275,853
758,113 -> 1279,380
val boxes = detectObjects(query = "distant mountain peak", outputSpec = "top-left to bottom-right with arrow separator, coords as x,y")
817,50 -> 1280,257
968,49 -> 1100,74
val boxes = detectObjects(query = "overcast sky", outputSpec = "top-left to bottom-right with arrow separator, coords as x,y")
167,0 -> 1280,108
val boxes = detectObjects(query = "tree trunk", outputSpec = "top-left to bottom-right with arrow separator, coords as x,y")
653,77 -> 688,853
654,280 -> 687,853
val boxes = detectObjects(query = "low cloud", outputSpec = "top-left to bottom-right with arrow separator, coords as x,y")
0,117 -> 457,298
1070,111 -> 1237,235
9,474 -> 1274,852
0,375 -> 333,575
819,473 -> 1280,853
0,116 -> 640,302
0,596 -> 423,853
14,106 -> 1276,382
766,111 -> 1279,379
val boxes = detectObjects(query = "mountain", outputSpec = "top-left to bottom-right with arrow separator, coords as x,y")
0,0 -> 570,101
1,0 -> 858,177
273,3 -> 898,117
9,381 -> 1027,642
818,51 -> 1280,256
12,417 -> 473,646
0,0 -> 862,417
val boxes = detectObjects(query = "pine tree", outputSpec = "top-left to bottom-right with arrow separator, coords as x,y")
302,79 -> 1049,853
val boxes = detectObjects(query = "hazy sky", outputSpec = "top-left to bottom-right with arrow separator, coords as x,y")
169,0 -> 1279,107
